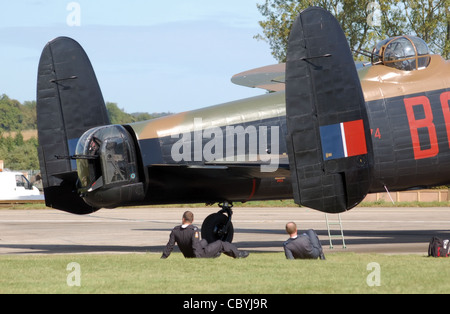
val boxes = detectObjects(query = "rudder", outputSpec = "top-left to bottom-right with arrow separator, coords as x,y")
285,7 -> 373,213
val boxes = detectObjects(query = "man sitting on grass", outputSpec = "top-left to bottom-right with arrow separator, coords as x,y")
283,222 -> 326,260
161,211 -> 249,259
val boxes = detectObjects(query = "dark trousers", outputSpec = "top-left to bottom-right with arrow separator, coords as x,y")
200,239 -> 240,258
305,229 -> 323,259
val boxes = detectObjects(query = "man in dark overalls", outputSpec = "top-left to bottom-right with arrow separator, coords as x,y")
161,211 -> 249,259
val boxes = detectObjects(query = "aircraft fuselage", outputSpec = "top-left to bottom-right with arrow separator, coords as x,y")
36,36 -> 450,214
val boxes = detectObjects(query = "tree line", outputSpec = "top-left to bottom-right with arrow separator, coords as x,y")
255,0 -> 450,62
0,94 -> 171,171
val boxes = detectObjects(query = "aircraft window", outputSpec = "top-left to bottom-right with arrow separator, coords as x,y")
16,175 -> 32,190
102,137 -> 129,185
372,36 -> 431,71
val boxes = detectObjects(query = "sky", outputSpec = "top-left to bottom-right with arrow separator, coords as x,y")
0,0 -> 276,114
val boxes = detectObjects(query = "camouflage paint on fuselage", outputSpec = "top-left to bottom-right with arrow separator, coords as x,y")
129,90 -> 288,169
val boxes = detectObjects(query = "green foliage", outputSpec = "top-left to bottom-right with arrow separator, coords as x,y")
21,100 -> 38,130
402,0 -> 450,59
106,102 -> 171,124
0,133 -> 39,170
0,95 -> 169,171
255,0 -> 450,62
0,94 -> 23,131
106,102 -> 132,124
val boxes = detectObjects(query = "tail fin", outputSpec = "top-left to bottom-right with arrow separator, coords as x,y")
37,37 -> 110,214
285,7 -> 373,213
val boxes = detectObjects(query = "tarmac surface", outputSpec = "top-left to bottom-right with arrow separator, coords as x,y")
0,206 -> 449,255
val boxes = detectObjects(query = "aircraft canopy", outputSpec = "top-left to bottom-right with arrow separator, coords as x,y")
372,35 -> 431,71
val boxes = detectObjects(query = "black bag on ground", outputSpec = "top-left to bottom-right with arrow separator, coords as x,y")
428,237 -> 450,257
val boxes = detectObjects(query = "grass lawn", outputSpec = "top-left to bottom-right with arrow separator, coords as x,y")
0,252 -> 449,294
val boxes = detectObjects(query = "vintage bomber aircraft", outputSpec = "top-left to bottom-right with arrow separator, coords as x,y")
37,7 -> 450,243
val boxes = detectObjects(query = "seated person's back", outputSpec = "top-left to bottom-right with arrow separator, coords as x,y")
283,234 -> 316,259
